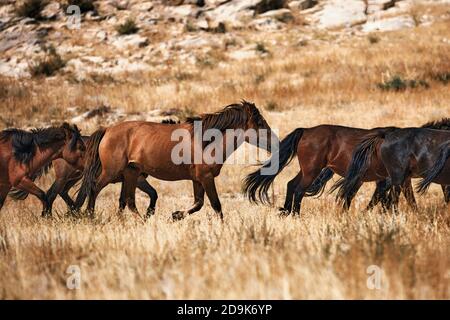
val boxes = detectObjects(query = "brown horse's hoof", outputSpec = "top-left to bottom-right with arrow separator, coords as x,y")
145,208 -> 155,219
172,211 -> 185,221
278,207 -> 291,217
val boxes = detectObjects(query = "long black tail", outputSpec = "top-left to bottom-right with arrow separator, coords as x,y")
243,128 -> 303,204
332,131 -> 387,204
417,141 -> 450,194
8,163 -> 53,200
73,128 -> 106,210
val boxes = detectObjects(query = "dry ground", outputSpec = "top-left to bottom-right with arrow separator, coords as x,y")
0,17 -> 449,299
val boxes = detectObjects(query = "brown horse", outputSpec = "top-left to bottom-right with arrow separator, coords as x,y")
10,125 -> 177,215
0,123 -> 85,216
76,101 -> 276,220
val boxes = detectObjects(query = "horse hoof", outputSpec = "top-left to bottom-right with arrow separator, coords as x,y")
172,211 -> 185,221
278,208 -> 290,217
146,209 -> 155,219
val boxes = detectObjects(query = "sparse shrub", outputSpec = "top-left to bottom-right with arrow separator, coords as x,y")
434,72 -> 450,84
265,101 -> 278,111
184,20 -> 198,33
255,42 -> 270,55
297,39 -> 308,47
378,75 -> 429,91
174,71 -> 194,82
210,22 -> 226,34
368,35 -> 379,44
254,0 -> 286,14
254,74 -> 266,85
29,46 -> 66,77
116,18 -> 139,35
16,0 -> 47,19
64,0 -> 96,14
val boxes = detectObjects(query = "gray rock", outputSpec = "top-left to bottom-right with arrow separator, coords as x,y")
288,0 -> 318,11
314,0 -> 367,29
362,15 -> 415,32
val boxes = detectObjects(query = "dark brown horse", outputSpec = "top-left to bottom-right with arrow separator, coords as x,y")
337,121 -> 450,209
244,119 -> 450,216
0,123 -> 85,216
243,125 -> 400,216
76,101 -> 276,220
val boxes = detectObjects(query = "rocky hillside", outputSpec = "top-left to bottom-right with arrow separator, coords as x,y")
0,0 -> 448,81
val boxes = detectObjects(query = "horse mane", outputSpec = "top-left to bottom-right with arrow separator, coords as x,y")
186,100 -> 260,132
0,124 -> 80,164
421,118 -> 450,130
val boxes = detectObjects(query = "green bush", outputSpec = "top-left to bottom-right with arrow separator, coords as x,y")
64,0 -> 96,14
29,47 -> 66,77
116,18 -> 139,35
16,0 -> 47,19
377,75 -> 429,91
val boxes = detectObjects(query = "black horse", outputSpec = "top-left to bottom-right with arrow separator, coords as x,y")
336,119 -> 450,210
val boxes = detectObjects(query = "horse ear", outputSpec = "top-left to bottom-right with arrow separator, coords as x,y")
61,122 -> 73,138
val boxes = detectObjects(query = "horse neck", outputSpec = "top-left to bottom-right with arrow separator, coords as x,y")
201,128 -> 247,167
29,141 -> 64,173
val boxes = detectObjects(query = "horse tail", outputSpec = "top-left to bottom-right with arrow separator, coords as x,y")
417,141 -> 450,194
332,130 -> 388,203
74,128 -> 106,209
8,163 -> 53,200
305,168 -> 334,197
243,128 -> 303,204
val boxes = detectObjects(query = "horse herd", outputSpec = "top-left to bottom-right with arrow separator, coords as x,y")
0,100 -> 448,221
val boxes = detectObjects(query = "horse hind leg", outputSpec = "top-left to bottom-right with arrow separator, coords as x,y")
366,180 -> 390,212
122,162 -> 142,219
86,171 -> 113,218
291,168 -> 323,216
172,181 -> 204,221
279,173 -> 301,216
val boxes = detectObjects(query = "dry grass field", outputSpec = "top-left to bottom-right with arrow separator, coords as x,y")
0,15 -> 449,299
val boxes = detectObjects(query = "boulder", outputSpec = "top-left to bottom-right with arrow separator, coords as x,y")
366,0 -> 398,15
205,0 -> 286,27
288,0 -> 317,11
111,34 -> 149,50
314,0 -> 367,29
362,15 -> 415,32
259,8 -> 294,23
41,2 -> 61,20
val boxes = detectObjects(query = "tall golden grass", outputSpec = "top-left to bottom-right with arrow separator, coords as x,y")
0,18 -> 449,299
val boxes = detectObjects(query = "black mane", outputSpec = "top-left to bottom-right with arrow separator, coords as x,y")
421,118 -> 450,130
0,124 -> 81,164
185,100 -> 261,132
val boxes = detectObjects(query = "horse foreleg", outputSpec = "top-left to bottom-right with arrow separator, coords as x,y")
401,178 -> 418,211
172,181 -> 204,221
46,178 -> 69,212
201,176 -> 223,220
59,177 -> 80,211
136,177 -> 158,218
366,180 -> 390,212
0,184 -> 11,212
441,185 -> 450,204
16,177 -> 50,217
